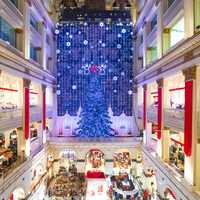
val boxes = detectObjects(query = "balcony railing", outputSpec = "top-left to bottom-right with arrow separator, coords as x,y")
142,146 -> 200,200
30,137 -> 44,157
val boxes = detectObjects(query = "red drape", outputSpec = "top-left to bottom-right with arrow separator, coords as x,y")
42,89 -> 46,130
24,87 -> 30,140
157,87 -> 162,139
143,89 -> 147,129
184,80 -> 193,157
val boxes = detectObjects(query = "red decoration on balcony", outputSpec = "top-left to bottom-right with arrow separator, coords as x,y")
157,87 -> 162,139
143,88 -> 146,129
170,138 -> 184,146
24,87 -> 30,140
184,80 -> 193,157
42,90 -> 46,130
0,87 -> 18,92
30,91 -> 39,95
169,87 -> 185,92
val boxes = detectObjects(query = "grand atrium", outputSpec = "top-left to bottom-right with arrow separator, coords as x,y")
0,0 -> 200,199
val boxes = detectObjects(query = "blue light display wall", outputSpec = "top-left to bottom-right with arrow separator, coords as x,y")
56,21 -> 133,117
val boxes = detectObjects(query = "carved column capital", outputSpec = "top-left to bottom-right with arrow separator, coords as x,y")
23,78 -> 31,88
156,79 -> 163,87
184,50 -> 193,62
143,84 -> 147,90
163,28 -> 170,34
53,86 -> 57,94
42,84 -> 47,92
183,66 -> 197,81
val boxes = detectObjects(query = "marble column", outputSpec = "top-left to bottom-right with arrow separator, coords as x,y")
184,0 -> 194,38
156,0 -> 164,58
23,0 -> 31,59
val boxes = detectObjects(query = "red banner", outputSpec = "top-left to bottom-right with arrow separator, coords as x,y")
157,87 -> 162,139
184,80 -> 193,157
24,87 -> 30,140
42,90 -> 46,130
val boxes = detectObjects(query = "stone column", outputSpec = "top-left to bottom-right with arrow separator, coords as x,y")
156,0 -> 164,58
23,78 -> 31,157
163,28 -> 170,54
23,0 -> 31,59
52,86 -> 57,136
146,122 -> 153,147
184,0 -> 194,38
142,21 -> 148,69
162,128 -> 170,162
41,20 -> 47,70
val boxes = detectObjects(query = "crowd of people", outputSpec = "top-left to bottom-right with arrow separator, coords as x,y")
48,165 -> 86,200
47,150 -> 157,200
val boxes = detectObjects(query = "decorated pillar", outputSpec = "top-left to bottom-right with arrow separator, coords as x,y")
195,66 -> 200,189
156,79 -> 164,158
23,0 -> 31,59
143,85 -> 147,130
183,66 -> 196,185
23,78 -> 31,157
143,84 -> 148,144
157,79 -> 163,140
42,85 -> 47,130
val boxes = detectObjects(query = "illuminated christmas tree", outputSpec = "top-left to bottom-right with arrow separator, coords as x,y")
77,66 -> 113,137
